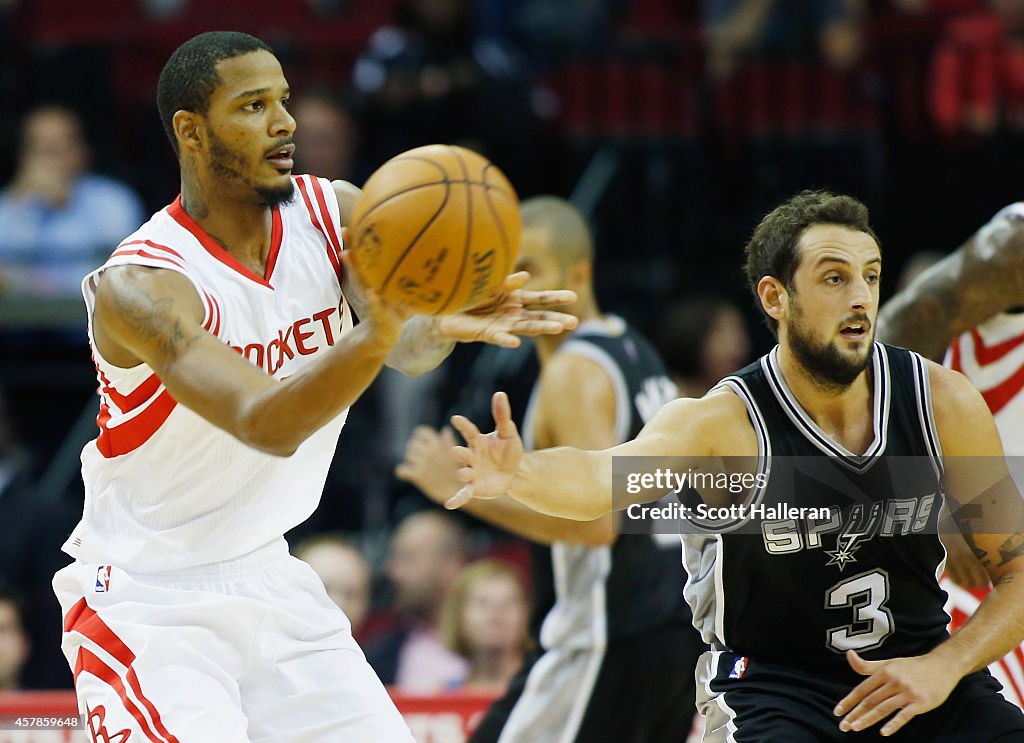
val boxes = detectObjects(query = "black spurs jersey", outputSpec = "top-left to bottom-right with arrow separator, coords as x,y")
684,343 -> 948,674
524,317 -> 688,648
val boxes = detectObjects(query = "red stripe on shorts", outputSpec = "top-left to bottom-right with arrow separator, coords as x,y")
67,599 -> 181,743
75,648 -> 177,743
64,599 -> 135,667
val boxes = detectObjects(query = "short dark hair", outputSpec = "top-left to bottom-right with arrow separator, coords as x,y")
156,31 -> 272,155
743,190 -> 880,335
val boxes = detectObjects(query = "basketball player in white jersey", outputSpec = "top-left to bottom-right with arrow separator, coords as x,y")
52,31 -> 578,743
879,202 -> 1024,709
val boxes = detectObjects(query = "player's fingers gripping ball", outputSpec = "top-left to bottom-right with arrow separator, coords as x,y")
349,144 -> 521,315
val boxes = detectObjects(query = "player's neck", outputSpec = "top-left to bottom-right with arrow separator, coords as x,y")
776,346 -> 875,453
536,297 -> 601,365
180,177 -> 275,274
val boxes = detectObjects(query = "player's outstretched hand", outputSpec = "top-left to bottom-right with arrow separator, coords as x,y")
437,271 -> 578,348
446,392 -> 523,509
395,426 -> 461,505
834,650 -> 959,736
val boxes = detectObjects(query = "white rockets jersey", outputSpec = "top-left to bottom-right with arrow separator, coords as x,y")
64,175 -> 354,572
940,202 -> 1024,712
943,203 -> 1024,457
945,311 -> 1024,455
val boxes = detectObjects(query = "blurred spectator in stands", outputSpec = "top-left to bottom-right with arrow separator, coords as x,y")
0,584 -> 29,691
703,0 -> 864,80
142,0 -> 188,19
657,294 -> 753,398
293,533 -> 373,639
366,510 -> 471,692
477,0 -> 623,62
929,0 -> 1024,137
352,0 -> 535,185
292,90 -> 364,183
440,559 -> 530,694
0,386 -> 76,689
0,106 -> 144,298
890,0 -> 985,10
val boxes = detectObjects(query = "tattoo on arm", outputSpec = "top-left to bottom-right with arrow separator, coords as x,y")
957,519 -> 992,567
116,293 -> 201,368
879,219 -> 1024,357
996,533 -> 1024,568
387,316 -> 454,373
878,280 -> 960,359
994,573 -> 1017,588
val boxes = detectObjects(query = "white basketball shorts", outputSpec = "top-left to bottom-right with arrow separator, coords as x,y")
52,538 -> 414,743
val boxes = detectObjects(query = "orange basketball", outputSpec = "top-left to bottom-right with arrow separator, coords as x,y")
348,144 -> 521,315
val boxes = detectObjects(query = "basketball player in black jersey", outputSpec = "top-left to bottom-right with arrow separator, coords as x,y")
398,196 -> 701,742
446,191 -> 1024,741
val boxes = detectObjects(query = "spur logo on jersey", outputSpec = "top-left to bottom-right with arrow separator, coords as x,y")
95,565 -> 112,593
230,305 -> 343,375
762,494 -> 937,571
728,656 -> 749,679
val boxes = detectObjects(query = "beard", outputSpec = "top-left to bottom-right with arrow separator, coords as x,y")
208,131 -> 295,208
788,305 -> 873,392
256,181 -> 295,207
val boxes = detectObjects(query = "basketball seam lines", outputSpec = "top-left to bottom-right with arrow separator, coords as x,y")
380,180 -> 452,295
438,146 -> 474,314
356,180 -> 512,224
481,163 -> 512,280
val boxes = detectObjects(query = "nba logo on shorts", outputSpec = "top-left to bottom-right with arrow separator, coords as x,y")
729,656 -> 748,679
95,565 -> 111,593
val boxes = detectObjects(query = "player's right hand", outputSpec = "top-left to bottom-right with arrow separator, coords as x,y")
447,391 -> 523,509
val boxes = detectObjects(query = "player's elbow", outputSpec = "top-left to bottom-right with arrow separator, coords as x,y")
250,437 -> 301,458
563,500 -> 611,524
240,427 -> 302,457
235,401 -> 306,457
386,354 -> 441,377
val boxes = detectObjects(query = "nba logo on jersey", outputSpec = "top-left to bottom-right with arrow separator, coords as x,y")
729,656 -> 748,679
95,565 -> 111,593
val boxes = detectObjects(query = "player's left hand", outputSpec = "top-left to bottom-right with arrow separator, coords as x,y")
437,271 -> 578,348
834,649 -> 960,736
447,391 -> 523,509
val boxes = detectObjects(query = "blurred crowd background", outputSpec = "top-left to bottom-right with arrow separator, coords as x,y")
0,0 -> 1021,695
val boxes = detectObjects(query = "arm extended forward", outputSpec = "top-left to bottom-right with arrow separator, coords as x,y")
447,391 -> 737,520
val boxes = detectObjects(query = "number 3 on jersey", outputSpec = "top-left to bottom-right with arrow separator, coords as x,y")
825,569 -> 894,653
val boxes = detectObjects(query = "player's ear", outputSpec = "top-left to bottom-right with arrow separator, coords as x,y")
173,110 -> 202,154
757,276 -> 787,324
